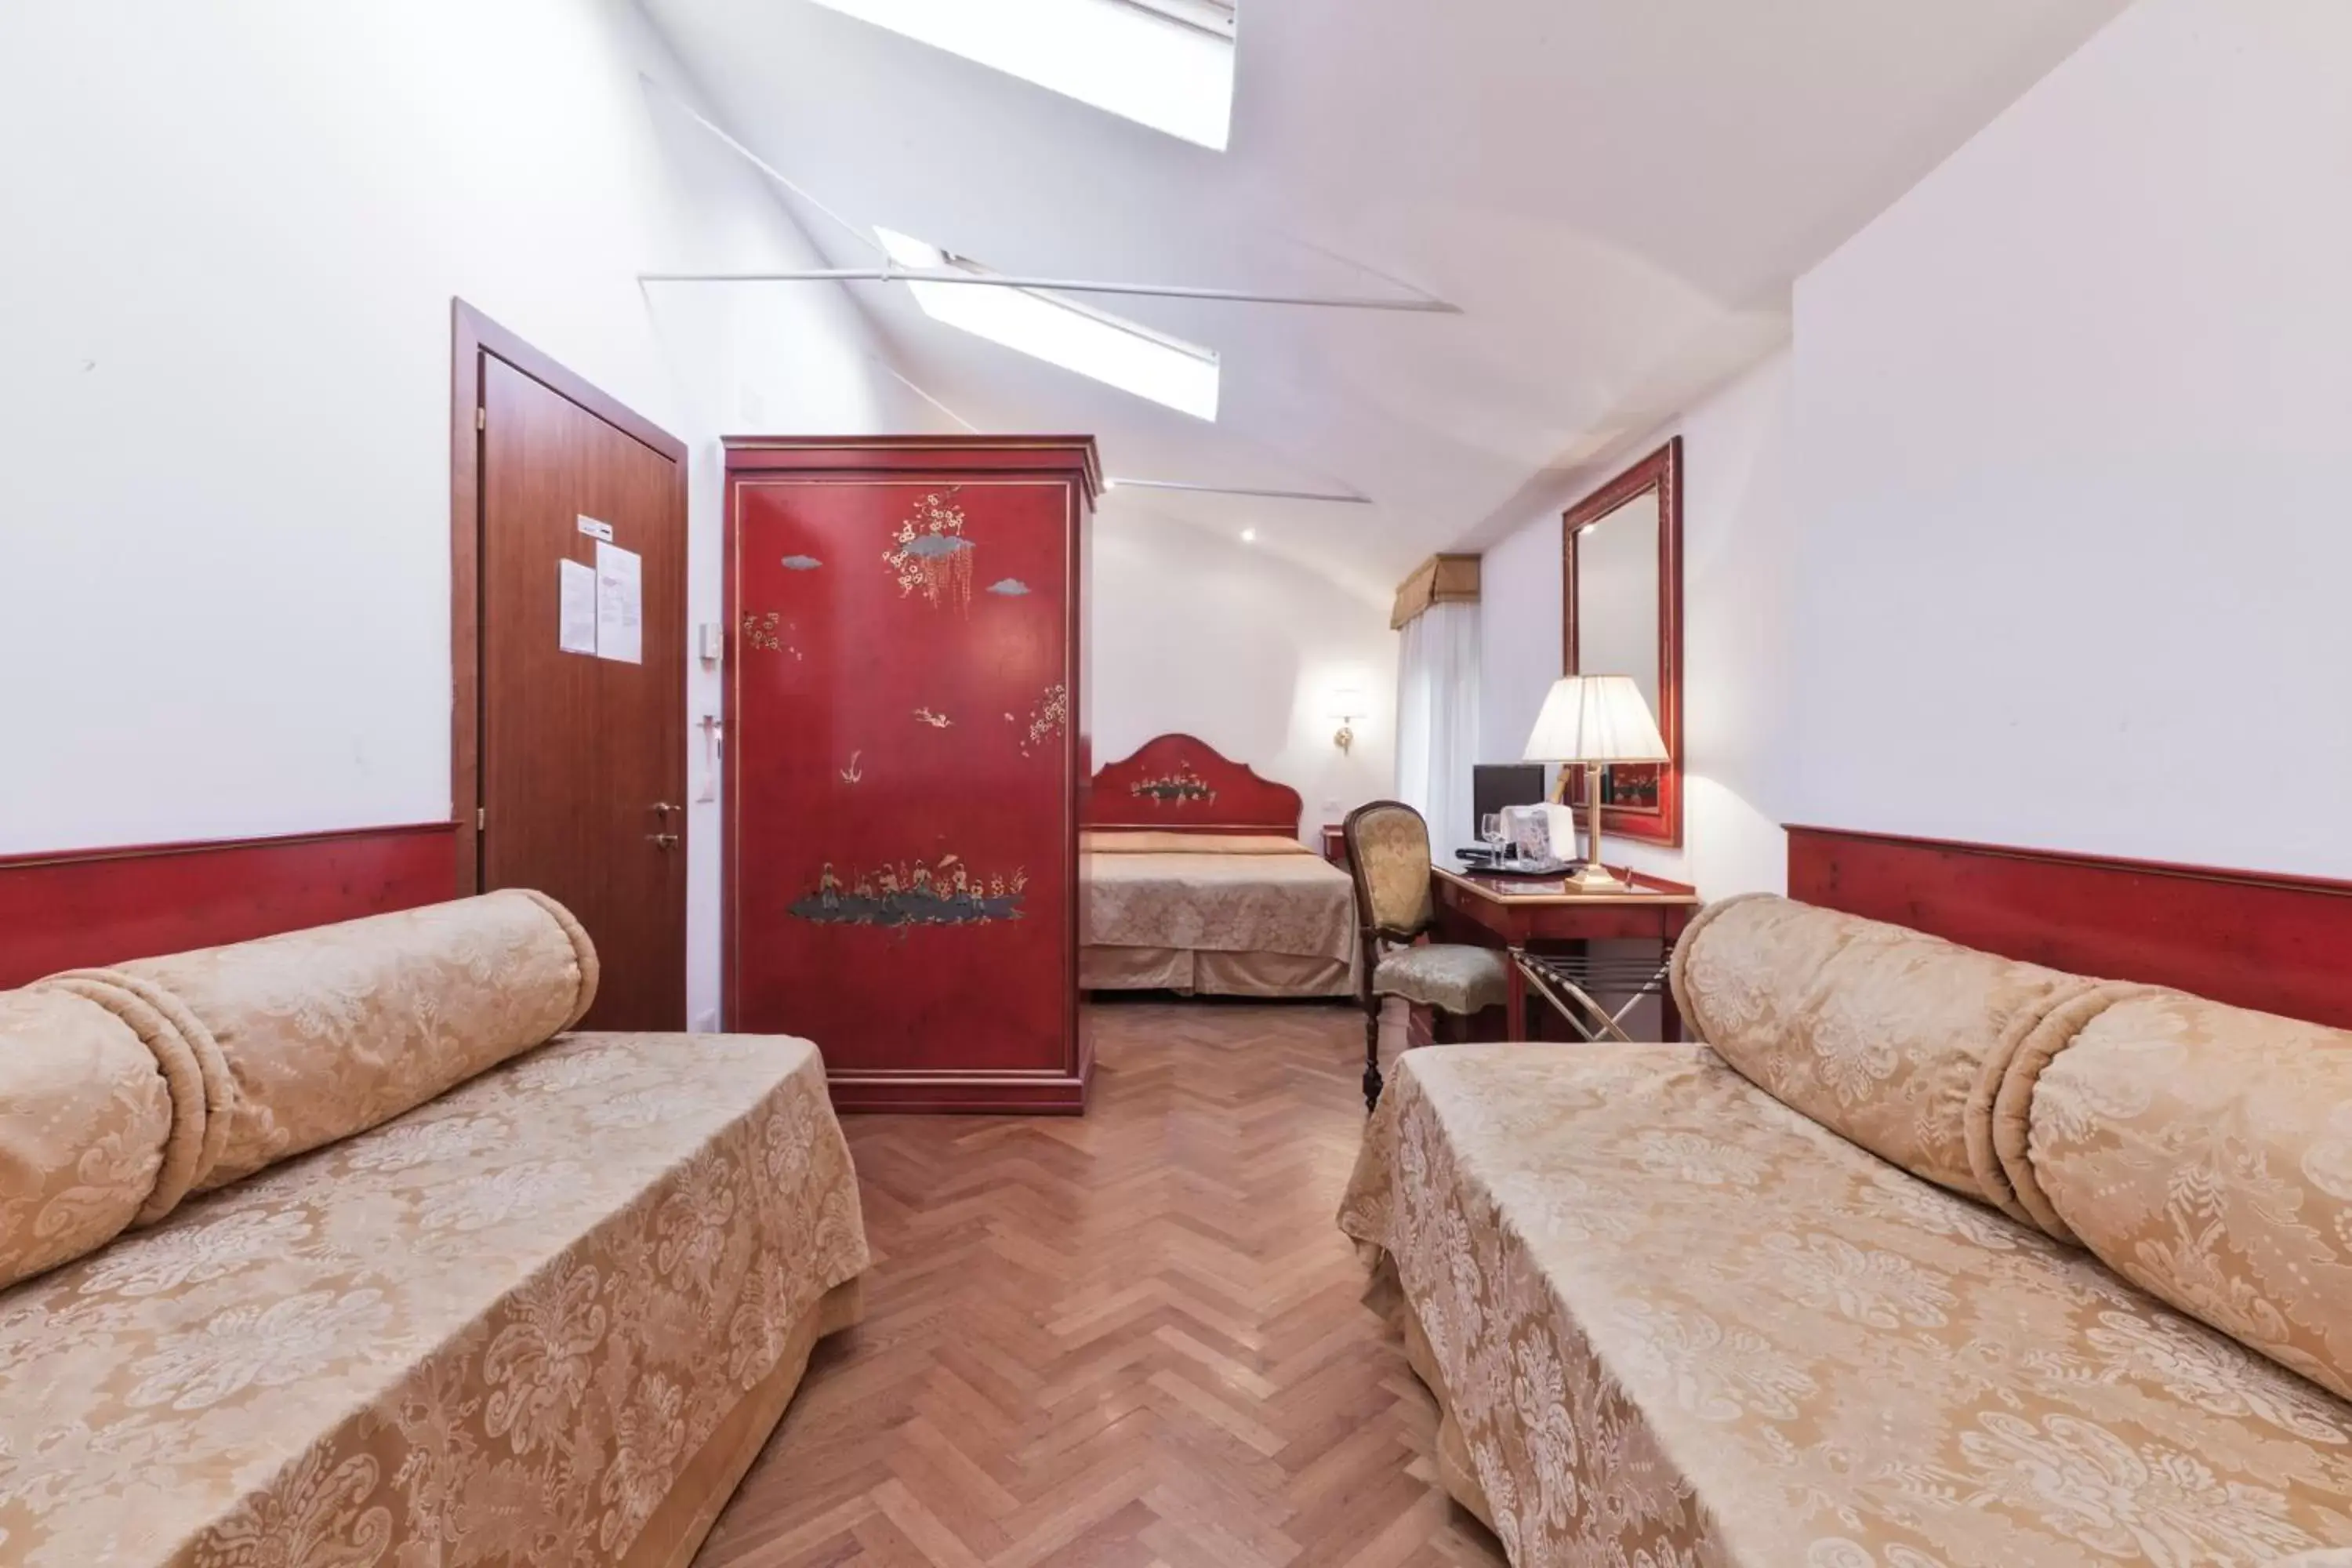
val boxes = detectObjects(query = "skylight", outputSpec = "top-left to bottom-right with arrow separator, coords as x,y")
877,227 -> 1221,420
809,0 -> 1236,151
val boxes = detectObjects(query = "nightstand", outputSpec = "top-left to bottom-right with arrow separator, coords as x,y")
1320,824 -> 1348,869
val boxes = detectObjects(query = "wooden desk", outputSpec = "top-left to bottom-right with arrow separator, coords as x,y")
1431,863 -> 1701,1041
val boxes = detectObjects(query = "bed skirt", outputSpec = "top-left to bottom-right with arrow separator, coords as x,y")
1080,944 -> 1353,998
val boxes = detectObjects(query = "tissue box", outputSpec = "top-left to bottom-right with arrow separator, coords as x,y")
1501,803 -> 1578,865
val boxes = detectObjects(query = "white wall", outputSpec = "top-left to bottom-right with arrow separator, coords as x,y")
1479,349 -> 1795,899
1788,0 -> 2352,878
1092,507 -> 1395,837
0,1 -> 913,1025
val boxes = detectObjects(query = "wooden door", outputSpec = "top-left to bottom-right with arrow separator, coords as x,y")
468,340 -> 687,1029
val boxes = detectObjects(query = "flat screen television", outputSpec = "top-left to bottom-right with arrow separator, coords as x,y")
1471,762 -> 1547,840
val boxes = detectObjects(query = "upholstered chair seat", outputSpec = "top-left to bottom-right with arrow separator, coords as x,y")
1372,944 -> 1512,1016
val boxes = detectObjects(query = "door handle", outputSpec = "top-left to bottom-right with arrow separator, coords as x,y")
650,801 -> 678,816
648,833 -> 680,849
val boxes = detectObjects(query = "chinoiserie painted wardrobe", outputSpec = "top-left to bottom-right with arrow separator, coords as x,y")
723,436 -> 1098,1112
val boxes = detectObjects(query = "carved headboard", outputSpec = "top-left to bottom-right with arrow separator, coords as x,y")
1087,734 -> 1304,837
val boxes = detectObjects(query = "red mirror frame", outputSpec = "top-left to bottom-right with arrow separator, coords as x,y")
1562,437 -> 1683,847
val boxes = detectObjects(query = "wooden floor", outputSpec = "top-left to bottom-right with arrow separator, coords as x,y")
695,1000 -> 1508,1568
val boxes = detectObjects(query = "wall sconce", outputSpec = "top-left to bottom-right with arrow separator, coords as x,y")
1327,687 -> 1366,755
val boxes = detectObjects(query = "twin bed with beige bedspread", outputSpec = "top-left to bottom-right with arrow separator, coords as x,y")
1345,892 -> 2352,1565
1081,830 -> 1358,999
0,891 -> 867,1568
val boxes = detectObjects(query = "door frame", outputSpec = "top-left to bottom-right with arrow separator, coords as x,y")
448,299 -> 689,893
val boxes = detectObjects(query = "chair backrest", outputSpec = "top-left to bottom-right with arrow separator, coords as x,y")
1344,800 -> 1436,942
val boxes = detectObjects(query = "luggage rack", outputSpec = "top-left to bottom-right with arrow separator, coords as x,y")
1515,950 -> 1674,1043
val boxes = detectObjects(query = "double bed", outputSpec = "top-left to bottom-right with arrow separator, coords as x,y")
1080,735 -> 1359,999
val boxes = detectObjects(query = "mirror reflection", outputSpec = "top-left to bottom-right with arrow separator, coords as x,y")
1574,488 -> 1661,721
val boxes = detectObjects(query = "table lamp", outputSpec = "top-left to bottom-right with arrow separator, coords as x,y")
1522,674 -> 1669,892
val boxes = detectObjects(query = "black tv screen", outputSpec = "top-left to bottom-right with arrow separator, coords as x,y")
1471,763 -> 1547,838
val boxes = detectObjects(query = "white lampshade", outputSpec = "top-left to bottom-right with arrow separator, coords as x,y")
1522,674 -> 1669,764
1327,685 -> 1366,720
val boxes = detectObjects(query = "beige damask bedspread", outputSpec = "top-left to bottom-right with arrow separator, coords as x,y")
1341,1044 -> 2352,1566
0,1029 -> 868,1567
1083,840 -> 1356,964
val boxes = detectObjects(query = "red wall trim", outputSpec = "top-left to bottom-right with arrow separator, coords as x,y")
1788,825 -> 2352,1030
0,822 -> 460,989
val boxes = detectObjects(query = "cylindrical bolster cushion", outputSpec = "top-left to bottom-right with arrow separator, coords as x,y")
2027,989 -> 2352,1403
72,889 -> 598,1193
35,970 -> 235,1220
1672,894 -> 2101,1212
0,988 -> 174,1290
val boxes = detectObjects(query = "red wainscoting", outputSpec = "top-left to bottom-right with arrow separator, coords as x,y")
1788,825 -> 2352,1031
0,822 -> 459,989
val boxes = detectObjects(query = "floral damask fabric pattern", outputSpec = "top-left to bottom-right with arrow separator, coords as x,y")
1348,804 -> 1436,934
1370,944 -> 1510,1015
0,1029 -> 868,1567
1081,831 -> 1308,857
2032,989 -> 2352,1406
1341,1044 -> 2352,1566
0,988 -> 173,1290
1084,844 -> 1357,964
2,890 -> 604,1297
1671,894 -> 2101,1211
77,889 -> 599,1194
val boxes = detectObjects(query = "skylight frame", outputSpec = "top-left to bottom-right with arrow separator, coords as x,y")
877,227 -> 1221,421
806,0 -> 1236,151
1110,0 -> 1235,41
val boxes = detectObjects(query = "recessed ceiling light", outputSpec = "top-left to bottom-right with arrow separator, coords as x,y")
876,227 -> 1220,419
1240,528 -> 1257,543
808,0 -> 1236,151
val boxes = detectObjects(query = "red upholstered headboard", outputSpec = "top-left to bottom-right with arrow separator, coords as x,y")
1788,826 -> 2352,1030
1087,734 -> 1304,836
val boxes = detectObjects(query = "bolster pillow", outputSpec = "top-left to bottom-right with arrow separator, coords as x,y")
2024,988 -> 2352,1403
1671,894 -> 2106,1218
0,989 -> 176,1291
33,888 -> 597,1205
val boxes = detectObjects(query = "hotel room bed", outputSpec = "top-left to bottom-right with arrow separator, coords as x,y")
1080,736 -> 1358,1000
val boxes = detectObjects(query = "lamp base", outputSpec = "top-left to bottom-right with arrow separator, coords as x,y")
1575,760 -> 1628,893
1563,858 -> 1630,895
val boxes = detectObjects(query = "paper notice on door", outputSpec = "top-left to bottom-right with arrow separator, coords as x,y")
595,540 -> 643,665
558,558 -> 598,655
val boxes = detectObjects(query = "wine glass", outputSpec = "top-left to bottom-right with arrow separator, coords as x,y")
1479,812 -> 1506,862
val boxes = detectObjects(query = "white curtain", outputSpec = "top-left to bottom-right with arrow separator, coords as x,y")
1394,601 -> 1482,850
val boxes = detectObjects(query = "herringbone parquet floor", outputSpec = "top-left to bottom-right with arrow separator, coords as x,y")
695,999 -> 1508,1568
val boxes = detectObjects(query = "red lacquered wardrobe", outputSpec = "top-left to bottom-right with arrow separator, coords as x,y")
723,436 -> 1098,1112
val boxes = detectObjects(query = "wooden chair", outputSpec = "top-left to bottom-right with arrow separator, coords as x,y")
1342,800 -> 1512,1112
